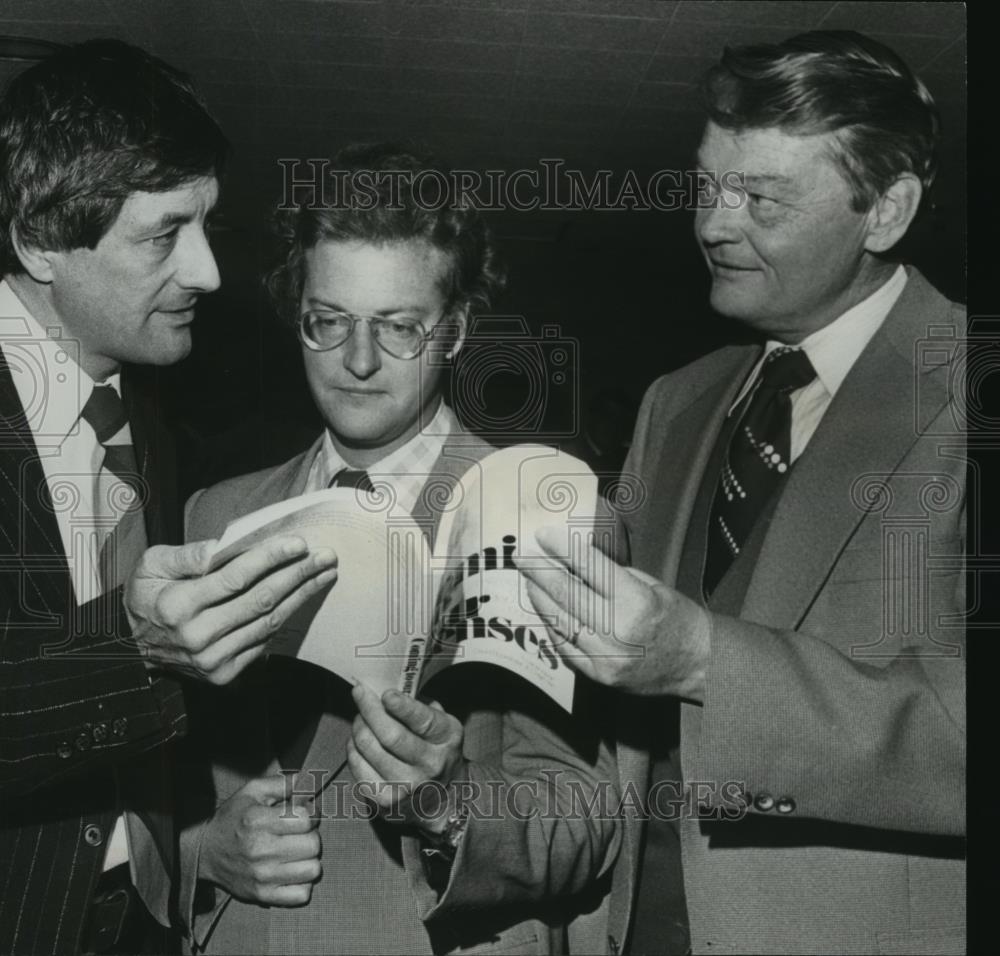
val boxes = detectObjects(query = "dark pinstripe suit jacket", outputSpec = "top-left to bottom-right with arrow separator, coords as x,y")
0,347 -> 186,956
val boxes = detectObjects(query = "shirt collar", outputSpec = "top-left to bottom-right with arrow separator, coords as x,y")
730,265 -> 908,411
309,399 -> 457,492
0,279 -> 121,447
791,264 -> 908,398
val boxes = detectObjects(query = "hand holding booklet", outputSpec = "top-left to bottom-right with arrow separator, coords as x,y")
208,445 -> 612,712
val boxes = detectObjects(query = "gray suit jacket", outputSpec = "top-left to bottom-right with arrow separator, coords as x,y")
607,268 -> 966,955
178,428 -> 621,954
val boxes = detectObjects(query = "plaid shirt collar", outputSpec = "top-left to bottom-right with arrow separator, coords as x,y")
306,400 -> 457,514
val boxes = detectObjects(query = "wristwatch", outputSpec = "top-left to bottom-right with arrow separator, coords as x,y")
439,802 -> 470,852
422,802 -> 470,861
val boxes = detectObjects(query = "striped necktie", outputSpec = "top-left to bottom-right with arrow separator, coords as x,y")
80,384 -> 147,591
329,468 -> 375,492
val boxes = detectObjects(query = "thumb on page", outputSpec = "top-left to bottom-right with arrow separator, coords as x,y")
244,773 -> 292,807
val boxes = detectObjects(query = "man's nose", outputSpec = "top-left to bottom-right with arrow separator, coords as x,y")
343,319 -> 381,378
694,200 -> 741,246
177,226 -> 221,293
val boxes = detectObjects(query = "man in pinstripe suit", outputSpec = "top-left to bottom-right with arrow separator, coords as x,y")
0,41 -> 337,955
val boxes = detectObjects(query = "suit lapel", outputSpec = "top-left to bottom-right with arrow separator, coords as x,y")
0,346 -> 70,616
121,368 -> 185,548
633,350 -> 758,587
285,437 -> 322,498
613,348 -> 756,934
741,270 -> 956,629
121,371 -> 156,540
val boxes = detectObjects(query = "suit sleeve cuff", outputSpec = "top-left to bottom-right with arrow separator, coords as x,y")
178,818 -> 231,950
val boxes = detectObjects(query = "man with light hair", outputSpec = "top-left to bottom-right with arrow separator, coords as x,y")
521,30 -> 966,955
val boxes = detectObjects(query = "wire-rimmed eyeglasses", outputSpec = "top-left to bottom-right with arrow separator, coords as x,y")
298,309 -> 440,360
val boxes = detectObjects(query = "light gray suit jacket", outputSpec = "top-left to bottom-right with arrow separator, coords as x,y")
177,428 -> 621,954
606,268 -> 966,955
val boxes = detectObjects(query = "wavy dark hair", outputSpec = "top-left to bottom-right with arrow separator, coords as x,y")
701,30 -> 940,212
265,142 -> 505,325
0,38 -> 228,275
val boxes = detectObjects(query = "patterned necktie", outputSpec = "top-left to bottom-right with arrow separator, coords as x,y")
80,384 -> 147,591
703,347 -> 817,597
329,468 -> 375,492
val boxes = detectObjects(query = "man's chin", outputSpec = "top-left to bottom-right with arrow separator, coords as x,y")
708,285 -> 763,322
151,335 -> 193,365
121,330 -> 192,367
325,417 -> 396,449
322,409 -> 427,458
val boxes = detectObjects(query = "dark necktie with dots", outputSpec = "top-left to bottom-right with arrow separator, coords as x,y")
80,384 -> 147,591
703,346 -> 817,598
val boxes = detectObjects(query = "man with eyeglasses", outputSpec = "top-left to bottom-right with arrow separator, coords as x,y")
175,143 -> 621,955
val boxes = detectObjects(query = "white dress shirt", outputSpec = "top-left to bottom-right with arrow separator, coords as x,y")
1,279 -> 132,868
304,399 -> 457,511
729,265 -> 908,462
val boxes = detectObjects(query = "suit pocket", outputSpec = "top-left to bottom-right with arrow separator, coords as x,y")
451,928 -> 541,955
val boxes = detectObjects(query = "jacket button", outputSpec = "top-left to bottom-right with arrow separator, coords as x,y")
75,733 -> 91,751
776,797 -> 796,814
112,718 -> 128,738
83,824 -> 103,847
57,742 -> 72,759
92,721 -> 109,743
754,792 -> 775,812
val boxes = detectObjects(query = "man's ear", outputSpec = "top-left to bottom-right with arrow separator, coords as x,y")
863,173 -> 923,254
10,226 -> 58,283
446,305 -> 469,360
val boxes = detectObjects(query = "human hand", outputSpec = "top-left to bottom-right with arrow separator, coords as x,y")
347,683 -> 465,833
516,526 -> 710,701
199,774 -> 321,907
125,536 -> 337,684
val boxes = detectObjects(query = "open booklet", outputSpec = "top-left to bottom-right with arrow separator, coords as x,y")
208,445 -> 612,712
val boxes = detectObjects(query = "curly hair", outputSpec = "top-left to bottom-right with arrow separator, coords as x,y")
265,142 -> 505,325
701,30 -> 940,212
0,38 -> 228,275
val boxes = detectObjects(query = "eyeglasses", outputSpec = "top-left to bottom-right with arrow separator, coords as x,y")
298,309 -> 438,360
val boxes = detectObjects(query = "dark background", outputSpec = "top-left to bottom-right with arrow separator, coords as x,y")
0,0 -> 967,496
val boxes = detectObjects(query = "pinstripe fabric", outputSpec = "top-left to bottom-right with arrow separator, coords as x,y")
1,347 -> 185,955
